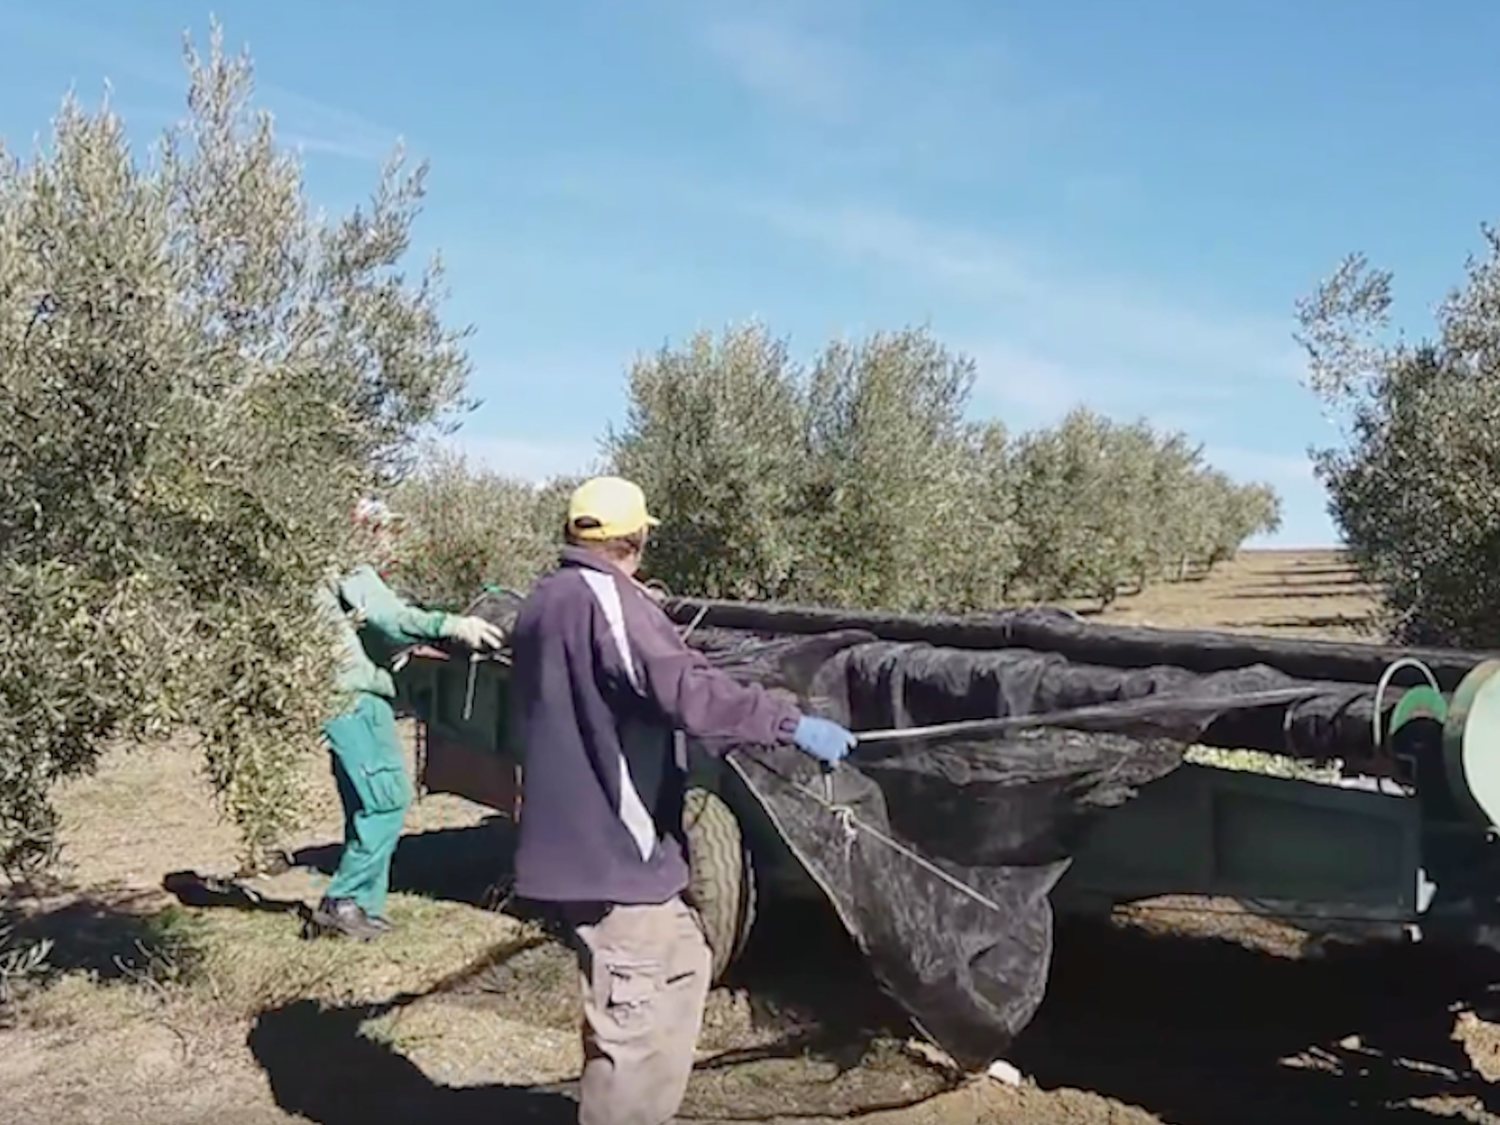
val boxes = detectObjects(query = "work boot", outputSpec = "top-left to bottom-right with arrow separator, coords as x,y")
308,897 -> 384,941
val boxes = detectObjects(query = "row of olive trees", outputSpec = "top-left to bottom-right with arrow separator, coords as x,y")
1298,237 -> 1500,646
408,323 -> 1278,614
390,326 -> 1282,619
1009,410 -> 1281,606
390,450 -> 577,610
0,25 -> 471,876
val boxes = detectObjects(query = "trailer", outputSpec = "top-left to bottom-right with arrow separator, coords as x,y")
395,592 -> 1500,1068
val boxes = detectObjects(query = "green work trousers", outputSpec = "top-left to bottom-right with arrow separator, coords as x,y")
323,692 -> 413,919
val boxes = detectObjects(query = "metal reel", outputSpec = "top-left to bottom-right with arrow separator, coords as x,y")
1441,660 -> 1500,830
1388,684 -> 1449,736
1366,658 -> 1447,782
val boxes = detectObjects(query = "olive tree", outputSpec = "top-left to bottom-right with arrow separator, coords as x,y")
607,324 -> 811,601
1011,409 -> 1143,604
799,329 -> 982,611
0,24 -> 470,873
1009,411 -> 1281,603
607,324 -> 1012,610
608,321 -> 1279,613
1211,479 -> 1282,565
1141,431 -> 1211,583
939,421 -> 1021,612
1298,244 -> 1500,645
391,451 -> 557,610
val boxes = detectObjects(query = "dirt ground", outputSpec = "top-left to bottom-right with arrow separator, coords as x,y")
4,549 -> 1500,1124
1086,547 -> 1382,640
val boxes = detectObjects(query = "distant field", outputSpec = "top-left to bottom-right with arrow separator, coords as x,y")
1091,548 -> 1381,641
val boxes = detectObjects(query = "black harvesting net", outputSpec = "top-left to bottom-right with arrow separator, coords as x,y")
690,628 -> 1348,1069
460,597 -> 1394,1069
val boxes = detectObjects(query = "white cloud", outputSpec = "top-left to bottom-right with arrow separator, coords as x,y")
675,2 -> 1078,185
259,83 -> 401,164
1060,172 -> 1137,212
1200,444 -> 1333,547
756,200 -> 1033,292
962,341 -> 1091,421
751,198 -> 1299,387
665,6 -> 1298,389
698,13 -> 860,122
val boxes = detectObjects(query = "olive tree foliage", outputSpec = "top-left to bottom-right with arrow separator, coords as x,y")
1210,478 -> 1282,565
939,421 -> 1021,612
799,332 -> 986,611
607,325 -> 810,600
1298,243 -> 1500,644
1141,431 -> 1214,583
390,451 -> 560,610
1011,410 -> 1125,603
1009,411 -> 1280,604
0,25 -> 470,873
607,324 -> 1277,611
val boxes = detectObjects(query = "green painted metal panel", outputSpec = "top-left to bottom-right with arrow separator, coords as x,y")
401,652 -> 512,758
1057,764 -> 1423,919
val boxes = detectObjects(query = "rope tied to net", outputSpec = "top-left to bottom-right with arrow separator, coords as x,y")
800,764 -> 1007,916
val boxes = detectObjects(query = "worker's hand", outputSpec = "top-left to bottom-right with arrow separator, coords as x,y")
792,715 -> 856,765
445,614 -> 506,651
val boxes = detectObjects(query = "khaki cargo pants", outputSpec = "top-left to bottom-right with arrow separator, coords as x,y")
563,895 -> 712,1125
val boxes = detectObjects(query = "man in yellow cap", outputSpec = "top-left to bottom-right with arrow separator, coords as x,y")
509,475 -> 854,1125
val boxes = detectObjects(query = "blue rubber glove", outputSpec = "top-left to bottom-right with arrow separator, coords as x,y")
793,715 -> 856,765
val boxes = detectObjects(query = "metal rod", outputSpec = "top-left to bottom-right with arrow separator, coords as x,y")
852,687 -> 1325,746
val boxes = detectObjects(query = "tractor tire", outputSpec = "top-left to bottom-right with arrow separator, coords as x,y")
682,786 -> 757,982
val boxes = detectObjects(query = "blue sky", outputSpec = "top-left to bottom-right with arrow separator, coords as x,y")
5,1 -> 1497,546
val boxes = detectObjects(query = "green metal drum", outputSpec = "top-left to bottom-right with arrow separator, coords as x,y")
1442,660 -> 1500,830
1388,684 -> 1448,739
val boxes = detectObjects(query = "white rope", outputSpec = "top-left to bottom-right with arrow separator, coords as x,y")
463,654 -> 479,721
795,770 -> 1007,916
679,604 -> 711,641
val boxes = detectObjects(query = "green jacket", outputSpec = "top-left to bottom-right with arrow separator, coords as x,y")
316,565 -> 453,703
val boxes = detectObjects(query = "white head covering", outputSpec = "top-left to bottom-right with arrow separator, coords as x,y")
352,496 -> 396,528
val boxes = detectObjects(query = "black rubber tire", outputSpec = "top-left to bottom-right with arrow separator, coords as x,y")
682,786 -> 756,982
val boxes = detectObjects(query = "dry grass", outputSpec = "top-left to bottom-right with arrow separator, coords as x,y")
1091,548 -> 1381,640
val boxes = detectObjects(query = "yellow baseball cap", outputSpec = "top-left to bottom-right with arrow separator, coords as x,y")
567,476 -> 660,540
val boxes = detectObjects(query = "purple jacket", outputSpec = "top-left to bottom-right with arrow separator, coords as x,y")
509,548 -> 802,905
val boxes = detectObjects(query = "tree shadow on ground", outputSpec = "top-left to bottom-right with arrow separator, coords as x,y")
2,887 -> 203,982
248,902 -> 956,1125
725,903 -> 1500,1123
1223,586 -> 1376,601
1011,918 -> 1500,1124
160,870 -> 313,920
164,816 -> 1500,1122
248,897 -> 1500,1124
158,819 -> 516,921
719,897 -> 913,1057
291,819 -> 515,909
248,996 -> 578,1125
1276,565 -> 1365,579
1245,613 -> 1379,632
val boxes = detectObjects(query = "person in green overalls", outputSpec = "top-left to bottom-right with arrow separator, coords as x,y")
309,497 -> 505,940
